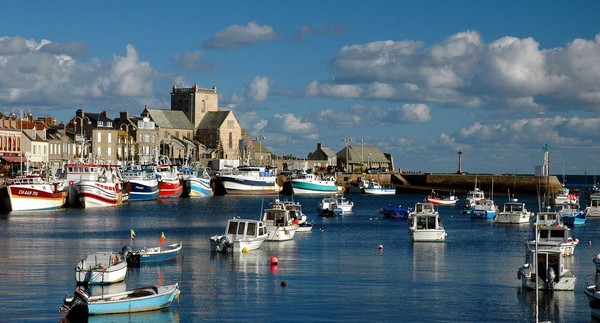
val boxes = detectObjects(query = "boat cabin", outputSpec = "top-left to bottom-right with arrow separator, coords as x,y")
413,202 -> 436,215
263,202 -> 292,227
226,219 -> 267,239
503,201 -> 526,213
535,212 -> 562,226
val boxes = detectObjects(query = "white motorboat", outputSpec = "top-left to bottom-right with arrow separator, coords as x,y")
261,200 -> 298,241
279,199 -> 313,232
361,179 -> 396,195
494,199 -> 532,224
290,172 -> 340,194
517,245 -> 576,291
426,190 -> 457,205
317,194 -> 353,217
408,202 -> 446,242
75,251 -> 128,285
218,165 -> 280,195
210,218 -> 268,253
526,224 -> 579,256
586,196 -> 600,218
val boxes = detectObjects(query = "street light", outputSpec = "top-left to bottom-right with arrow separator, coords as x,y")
254,135 -> 265,166
342,136 -> 352,172
120,123 -> 137,163
73,115 -> 91,160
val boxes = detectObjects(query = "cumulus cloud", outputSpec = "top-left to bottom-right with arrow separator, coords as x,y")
308,31 -> 600,113
173,50 -> 214,72
0,36 -> 156,112
273,113 -> 318,139
246,76 -> 270,102
203,22 -> 276,49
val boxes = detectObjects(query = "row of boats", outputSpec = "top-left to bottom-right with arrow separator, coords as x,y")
2,161 -> 213,211
60,232 -> 183,319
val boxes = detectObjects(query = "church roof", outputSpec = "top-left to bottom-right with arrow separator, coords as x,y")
143,108 -> 194,129
197,111 -> 231,129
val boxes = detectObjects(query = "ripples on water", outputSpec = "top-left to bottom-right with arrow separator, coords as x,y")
0,194 -> 599,322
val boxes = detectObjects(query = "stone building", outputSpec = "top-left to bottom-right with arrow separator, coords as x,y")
307,143 -> 337,171
140,107 -> 195,165
337,145 -> 392,173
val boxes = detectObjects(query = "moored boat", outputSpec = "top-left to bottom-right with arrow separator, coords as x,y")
361,179 -> 396,195
517,245 -> 576,291
60,283 -> 180,318
426,190 -> 458,205
63,163 -> 124,207
278,199 -> 313,232
75,251 -> 127,285
261,199 -> 298,241
587,196 -> 600,218
210,218 -> 268,253
289,172 -> 340,194
408,202 -> 446,242
123,240 -> 183,267
494,199 -> 532,224
470,199 -> 497,220
527,223 -> 579,256
179,166 -> 213,197
5,176 -> 68,211
380,204 -> 409,219
120,165 -> 159,201
557,202 -> 586,226
217,165 -> 280,195
152,164 -> 184,198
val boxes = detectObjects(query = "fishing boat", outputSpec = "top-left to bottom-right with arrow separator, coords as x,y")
494,199 -> 532,224
179,165 -> 213,197
75,251 -> 128,285
120,165 -> 159,201
380,204 -> 409,219
534,210 -> 562,226
587,196 -> 600,218
361,179 -> 396,195
279,199 -> 313,232
63,163 -> 125,208
123,241 -> 183,267
554,184 -> 578,205
408,202 -> 446,242
461,186 -> 485,214
517,244 -> 576,291
426,190 -> 458,205
261,199 -> 298,241
289,172 -> 341,194
526,223 -> 579,256
60,283 -> 180,318
5,175 -> 68,211
557,202 -> 586,226
317,194 -> 353,217
469,199 -> 498,220
217,165 -> 280,195
210,218 -> 268,253
152,164 -> 184,198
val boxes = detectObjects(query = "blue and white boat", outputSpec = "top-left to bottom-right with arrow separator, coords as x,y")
380,204 -> 409,219
218,165 -> 280,195
470,199 -> 498,220
290,172 -> 340,194
179,166 -> 213,197
557,202 -> 586,226
122,241 -> 183,267
120,165 -> 159,201
60,283 -> 179,317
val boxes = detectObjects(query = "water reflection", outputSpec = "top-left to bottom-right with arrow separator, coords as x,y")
411,242 -> 447,282
517,287 -> 576,322
82,308 -> 178,323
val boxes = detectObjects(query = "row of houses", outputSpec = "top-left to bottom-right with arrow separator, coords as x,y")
0,84 -> 394,176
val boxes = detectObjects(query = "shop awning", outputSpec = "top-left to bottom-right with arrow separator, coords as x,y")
1,156 -> 27,163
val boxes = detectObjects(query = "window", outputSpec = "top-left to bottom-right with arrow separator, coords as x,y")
237,222 -> 246,235
108,133 -> 112,143
98,121 -> 103,127
107,147 -> 111,157
227,120 -> 234,128
228,132 -> 233,149
144,134 -> 150,142
97,132 -> 101,142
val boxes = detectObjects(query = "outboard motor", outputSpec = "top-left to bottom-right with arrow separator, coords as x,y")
122,245 -> 140,267
219,236 -> 232,253
60,288 -> 89,320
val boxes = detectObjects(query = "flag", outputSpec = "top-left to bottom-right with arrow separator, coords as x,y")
130,229 -> 136,241
159,232 -> 165,244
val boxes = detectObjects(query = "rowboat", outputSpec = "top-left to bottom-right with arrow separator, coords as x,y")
75,251 -> 128,285
60,283 -> 180,318
122,241 -> 183,267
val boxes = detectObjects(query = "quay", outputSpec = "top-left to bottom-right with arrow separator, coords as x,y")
336,172 -> 562,196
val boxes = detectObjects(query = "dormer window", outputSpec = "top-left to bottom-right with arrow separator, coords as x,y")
107,121 -> 112,127
98,121 -> 104,127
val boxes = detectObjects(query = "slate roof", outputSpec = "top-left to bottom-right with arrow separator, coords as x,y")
337,145 -> 389,163
197,111 -> 231,129
144,108 -> 194,129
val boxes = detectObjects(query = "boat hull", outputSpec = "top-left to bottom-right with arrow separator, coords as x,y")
427,197 -> 457,205
364,188 -> 396,195
290,180 -> 339,194
494,213 -> 530,224
125,242 -> 183,266
77,181 -> 123,208
219,176 -> 280,195
266,226 -> 297,241
410,229 -> 447,242
7,185 -> 67,211
75,252 -> 127,285
470,209 -> 496,220
158,179 -> 183,198
88,284 -> 178,315
517,265 -> 576,291
186,178 -> 213,197
126,179 -> 159,201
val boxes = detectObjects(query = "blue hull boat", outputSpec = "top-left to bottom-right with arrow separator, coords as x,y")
61,283 -> 179,317
380,204 -> 409,219
123,241 -> 183,267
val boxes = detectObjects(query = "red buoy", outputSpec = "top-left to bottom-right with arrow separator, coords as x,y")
270,256 -> 278,266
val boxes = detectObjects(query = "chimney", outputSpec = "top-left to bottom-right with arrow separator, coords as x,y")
101,110 -> 108,118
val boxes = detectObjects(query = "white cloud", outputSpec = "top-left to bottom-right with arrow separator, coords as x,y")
173,50 -> 213,72
203,22 -> 276,49
273,113 -> 318,139
304,81 -> 362,98
398,103 -> 431,122
247,76 -> 270,102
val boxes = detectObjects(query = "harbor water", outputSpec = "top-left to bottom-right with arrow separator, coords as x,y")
1,192 -> 599,322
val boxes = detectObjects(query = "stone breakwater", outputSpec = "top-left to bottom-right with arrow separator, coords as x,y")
337,172 -> 562,196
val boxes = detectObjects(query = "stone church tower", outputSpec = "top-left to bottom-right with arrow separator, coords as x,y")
170,84 -> 219,128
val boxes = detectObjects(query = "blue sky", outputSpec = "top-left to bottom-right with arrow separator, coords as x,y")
1,1 -> 600,175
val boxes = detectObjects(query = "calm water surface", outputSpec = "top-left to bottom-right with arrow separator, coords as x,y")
1,193 -> 599,322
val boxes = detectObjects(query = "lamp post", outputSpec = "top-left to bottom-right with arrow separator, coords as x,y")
10,108 -> 29,176
120,123 -> 137,164
342,136 -> 352,173
73,115 -> 91,161
254,135 -> 265,166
